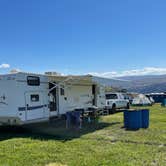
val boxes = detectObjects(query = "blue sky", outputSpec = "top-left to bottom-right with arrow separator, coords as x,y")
0,0 -> 166,77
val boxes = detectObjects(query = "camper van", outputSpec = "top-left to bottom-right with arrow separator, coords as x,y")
0,72 -> 50,125
0,72 -> 106,125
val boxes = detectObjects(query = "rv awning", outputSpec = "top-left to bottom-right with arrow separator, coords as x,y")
47,75 -> 97,86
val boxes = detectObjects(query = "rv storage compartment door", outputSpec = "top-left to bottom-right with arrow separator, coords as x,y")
25,92 -> 46,121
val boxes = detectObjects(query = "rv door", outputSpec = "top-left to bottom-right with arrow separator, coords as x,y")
25,92 -> 46,121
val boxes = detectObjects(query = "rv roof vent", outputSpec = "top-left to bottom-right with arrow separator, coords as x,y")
45,72 -> 62,76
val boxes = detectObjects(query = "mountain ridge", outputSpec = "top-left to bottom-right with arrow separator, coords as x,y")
93,74 -> 166,93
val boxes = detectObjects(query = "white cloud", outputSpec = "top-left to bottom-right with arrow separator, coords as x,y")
0,63 -> 10,69
89,67 -> 166,78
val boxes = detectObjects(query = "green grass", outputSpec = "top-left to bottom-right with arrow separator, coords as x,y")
0,104 -> 166,166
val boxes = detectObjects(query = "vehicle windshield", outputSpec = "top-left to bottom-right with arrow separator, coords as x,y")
106,94 -> 118,99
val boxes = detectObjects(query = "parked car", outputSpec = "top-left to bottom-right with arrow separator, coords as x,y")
105,93 -> 130,113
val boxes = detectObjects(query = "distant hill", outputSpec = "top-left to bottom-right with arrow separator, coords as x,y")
93,75 -> 166,93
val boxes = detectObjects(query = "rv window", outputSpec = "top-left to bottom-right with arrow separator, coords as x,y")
27,76 -> 40,86
31,94 -> 39,102
60,88 -> 65,96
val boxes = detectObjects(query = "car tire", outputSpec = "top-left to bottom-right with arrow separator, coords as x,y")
111,104 -> 116,114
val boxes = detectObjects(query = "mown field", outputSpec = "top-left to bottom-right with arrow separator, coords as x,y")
0,104 -> 166,166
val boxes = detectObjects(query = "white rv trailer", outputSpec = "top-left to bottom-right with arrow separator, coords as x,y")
47,74 -> 106,117
0,72 -> 106,125
0,72 -> 50,125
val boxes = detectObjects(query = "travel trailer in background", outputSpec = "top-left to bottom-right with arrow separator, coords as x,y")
0,72 -> 106,125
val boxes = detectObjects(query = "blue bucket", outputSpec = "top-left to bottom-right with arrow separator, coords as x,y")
66,111 -> 81,127
127,110 -> 142,130
162,99 -> 166,106
141,109 -> 149,128
124,111 -> 129,128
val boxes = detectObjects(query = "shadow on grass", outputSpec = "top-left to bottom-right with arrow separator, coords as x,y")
0,119 -> 121,142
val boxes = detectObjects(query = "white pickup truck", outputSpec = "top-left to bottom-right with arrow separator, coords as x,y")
105,93 -> 130,113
